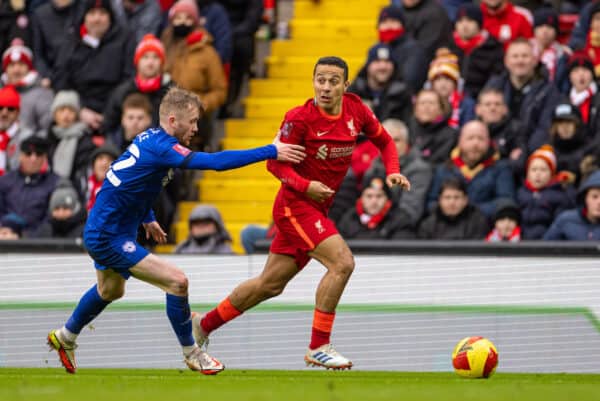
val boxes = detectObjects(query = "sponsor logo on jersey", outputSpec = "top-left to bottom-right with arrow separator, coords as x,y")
122,241 -> 137,253
316,144 -> 328,160
172,144 -> 191,156
347,118 -> 358,136
330,145 -> 355,158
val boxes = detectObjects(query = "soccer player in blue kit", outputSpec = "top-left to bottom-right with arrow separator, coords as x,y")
47,87 -> 306,375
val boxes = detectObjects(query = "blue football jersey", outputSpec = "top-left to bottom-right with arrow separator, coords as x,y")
85,127 -> 276,236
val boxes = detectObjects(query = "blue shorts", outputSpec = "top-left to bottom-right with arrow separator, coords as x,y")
83,229 -> 149,279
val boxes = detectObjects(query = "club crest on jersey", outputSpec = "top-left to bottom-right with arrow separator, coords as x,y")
172,143 -> 191,156
347,118 -> 358,136
315,219 -> 325,234
122,241 -> 137,253
280,121 -> 293,137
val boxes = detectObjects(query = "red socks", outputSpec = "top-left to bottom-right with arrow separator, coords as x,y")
200,297 -> 243,335
309,309 -> 335,350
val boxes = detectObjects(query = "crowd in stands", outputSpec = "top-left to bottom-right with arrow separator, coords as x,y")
2,0 -> 600,253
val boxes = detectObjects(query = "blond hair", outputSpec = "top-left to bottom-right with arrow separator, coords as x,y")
158,86 -> 203,121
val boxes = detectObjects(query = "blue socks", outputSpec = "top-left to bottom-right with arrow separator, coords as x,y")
166,293 -> 195,346
65,284 -> 111,334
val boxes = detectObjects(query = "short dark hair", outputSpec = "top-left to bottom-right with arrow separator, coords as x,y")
440,177 -> 467,196
122,93 -> 153,117
313,56 -> 349,81
477,87 -> 505,104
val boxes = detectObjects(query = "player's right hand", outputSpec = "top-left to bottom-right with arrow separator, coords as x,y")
306,181 -> 335,202
273,134 -> 306,164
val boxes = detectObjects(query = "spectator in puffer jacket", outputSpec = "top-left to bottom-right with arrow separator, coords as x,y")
517,145 -> 575,239
175,204 -> 234,254
543,170 -> 600,240
35,179 -> 87,239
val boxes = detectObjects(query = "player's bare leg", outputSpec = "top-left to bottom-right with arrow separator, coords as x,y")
193,253 -> 299,346
304,234 -> 354,370
48,269 -> 125,373
129,254 -> 224,375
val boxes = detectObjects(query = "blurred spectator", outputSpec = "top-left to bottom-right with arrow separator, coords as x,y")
569,1 -> 599,50
418,176 -> 489,239
47,90 -> 96,184
103,34 -> 173,142
400,0 -> 453,63
374,5 -> 427,93
196,0 -> 232,66
449,3 -> 504,98
175,204 -> 234,254
53,0 -> 135,133
36,178 -> 86,238
120,0 -> 162,43
427,120 -> 515,218
0,212 -> 24,239
481,0 -> 533,49
485,199 -> 521,241
218,0 -> 263,118
82,143 -> 119,211
518,145 -> 575,239
583,4 -> 600,78
240,223 -> 276,254
486,38 -> 561,152
0,0 -> 30,55
1,38 -> 53,134
549,102 -> 587,182
115,93 -> 152,151
31,0 -> 80,85
0,85 -> 33,174
530,7 -> 564,82
365,119 -> 433,229
338,175 -> 414,239
566,52 -> 600,140
348,43 -> 412,123
439,0 -> 472,22
0,136 -> 59,235
427,49 -> 475,128
475,87 -> 527,169
162,0 -> 226,151
543,170 -> 600,240
409,89 -> 458,166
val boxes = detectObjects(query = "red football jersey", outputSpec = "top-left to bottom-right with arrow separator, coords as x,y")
267,93 -> 399,210
481,2 -> 533,49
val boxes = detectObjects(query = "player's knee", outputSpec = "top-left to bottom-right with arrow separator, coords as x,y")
333,254 -> 355,278
98,284 -> 125,301
170,272 -> 189,295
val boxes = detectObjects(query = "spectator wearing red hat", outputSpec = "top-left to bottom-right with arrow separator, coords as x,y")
530,7 -> 566,82
102,34 -> 174,142
518,144 -> 575,239
449,3 -> 504,99
0,85 -> 34,176
566,52 -> 600,140
1,38 -> 53,135
52,0 -> 135,133
481,0 -> 533,50
161,0 -> 227,151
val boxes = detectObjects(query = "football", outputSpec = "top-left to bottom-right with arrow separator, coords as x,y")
452,336 -> 498,378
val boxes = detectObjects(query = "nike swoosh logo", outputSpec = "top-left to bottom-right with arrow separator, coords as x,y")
316,131 -> 329,137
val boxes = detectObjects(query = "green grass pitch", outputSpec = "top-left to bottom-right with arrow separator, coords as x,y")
2,369 -> 600,401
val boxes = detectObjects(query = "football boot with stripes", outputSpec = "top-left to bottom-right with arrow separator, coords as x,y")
304,344 -> 352,370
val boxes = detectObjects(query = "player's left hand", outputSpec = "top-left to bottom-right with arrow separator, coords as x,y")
143,221 -> 168,244
386,173 -> 411,191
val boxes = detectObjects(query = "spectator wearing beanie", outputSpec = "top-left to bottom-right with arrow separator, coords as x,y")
81,143 -> 119,211
0,212 -> 25,240
161,0 -> 226,151
517,145 -> 575,239
36,179 -> 87,239
370,5 -> 427,93
338,175 -> 414,240
530,7 -> 565,82
0,136 -> 60,236
47,90 -> 98,186
1,38 -> 53,135
566,52 -> 600,140
486,199 -> 521,242
481,0 -> 533,50
549,103 -> 588,183
427,49 -> 476,128
544,170 -> 600,240
449,3 -> 504,98
399,0 -> 453,63
486,38 -> 561,153
102,34 -> 173,142
31,0 -> 80,86
409,89 -> 458,167
52,0 -> 135,133
0,85 -> 34,175
348,43 -> 412,123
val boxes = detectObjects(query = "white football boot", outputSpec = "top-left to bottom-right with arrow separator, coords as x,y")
304,344 -> 353,370
184,347 -> 224,375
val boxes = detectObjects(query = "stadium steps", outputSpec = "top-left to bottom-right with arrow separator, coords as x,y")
168,0 -> 387,254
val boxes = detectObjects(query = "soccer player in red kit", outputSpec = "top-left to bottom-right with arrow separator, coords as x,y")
191,56 -> 411,369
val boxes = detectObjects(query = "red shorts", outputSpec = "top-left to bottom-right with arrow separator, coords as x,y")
270,193 -> 338,269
